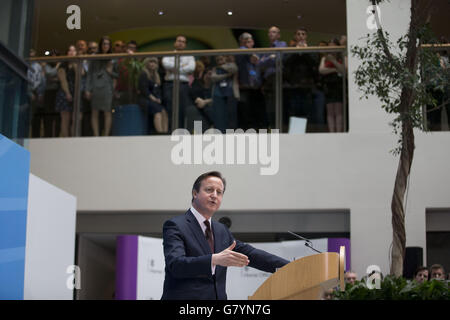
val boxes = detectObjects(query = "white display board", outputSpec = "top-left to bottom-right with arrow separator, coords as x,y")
136,236 -> 165,300
24,174 -> 77,300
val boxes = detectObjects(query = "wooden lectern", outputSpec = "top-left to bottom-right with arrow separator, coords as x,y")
249,246 -> 346,300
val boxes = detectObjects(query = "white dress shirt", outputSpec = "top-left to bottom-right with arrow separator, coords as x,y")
162,56 -> 196,82
190,206 -> 216,274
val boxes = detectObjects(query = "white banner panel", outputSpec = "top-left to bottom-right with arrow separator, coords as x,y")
136,236 -> 165,300
226,239 -> 328,300
24,174 -> 77,300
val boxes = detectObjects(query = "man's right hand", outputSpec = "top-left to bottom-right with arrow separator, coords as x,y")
212,241 -> 250,267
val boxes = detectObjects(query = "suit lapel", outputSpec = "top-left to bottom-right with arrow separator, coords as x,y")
185,209 -> 212,254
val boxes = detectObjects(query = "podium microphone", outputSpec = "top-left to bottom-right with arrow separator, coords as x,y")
287,231 -> 322,254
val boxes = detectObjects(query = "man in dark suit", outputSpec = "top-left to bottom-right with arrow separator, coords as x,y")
161,171 -> 290,300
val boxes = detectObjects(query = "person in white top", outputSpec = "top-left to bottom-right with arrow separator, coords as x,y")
162,35 -> 196,130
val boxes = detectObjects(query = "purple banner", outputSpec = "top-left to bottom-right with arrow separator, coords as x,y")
115,235 -> 138,300
327,238 -> 351,271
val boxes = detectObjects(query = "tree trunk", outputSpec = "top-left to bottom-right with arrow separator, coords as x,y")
390,119 -> 415,277
389,0 -> 426,277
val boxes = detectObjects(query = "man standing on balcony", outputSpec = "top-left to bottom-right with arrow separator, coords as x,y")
162,35 -> 196,131
259,26 -> 287,128
236,32 -> 265,130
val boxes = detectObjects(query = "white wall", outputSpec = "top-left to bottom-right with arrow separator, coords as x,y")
24,0 -> 450,279
24,174 -> 77,300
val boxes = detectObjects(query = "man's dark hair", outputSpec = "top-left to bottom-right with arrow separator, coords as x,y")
191,171 -> 226,202
430,264 -> 445,273
127,40 -> 138,47
296,27 -> 308,33
414,266 -> 429,277
176,35 -> 187,42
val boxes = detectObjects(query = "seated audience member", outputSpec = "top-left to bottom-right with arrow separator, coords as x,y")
186,64 -> 214,133
211,55 -> 240,133
55,45 -> 78,137
138,57 -> 168,133
413,266 -> 429,284
319,38 -> 346,132
429,264 -> 446,280
321,288 -> 335,300
344,270 -> 358,286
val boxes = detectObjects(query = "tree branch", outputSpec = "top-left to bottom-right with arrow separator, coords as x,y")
425,98 -> 450,113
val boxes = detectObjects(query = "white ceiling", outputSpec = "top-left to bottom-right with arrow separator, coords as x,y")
31,0 -> 448,54
31,0 -> 347,52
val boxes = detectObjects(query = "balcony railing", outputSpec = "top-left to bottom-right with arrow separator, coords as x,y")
25,46 -> 347,137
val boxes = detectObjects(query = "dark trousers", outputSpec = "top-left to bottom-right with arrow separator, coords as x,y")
238,88 -> 267,130
212,95 -> 237,133
163,81 -> 190,131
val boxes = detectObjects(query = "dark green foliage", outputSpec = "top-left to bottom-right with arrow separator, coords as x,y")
351,25 -> 448,154
333,276 -> 450,300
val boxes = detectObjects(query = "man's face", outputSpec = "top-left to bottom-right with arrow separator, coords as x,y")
127,43 -> 137,53
295,30 -> 307,42
430,268 -> 445,280
245,38 -> 254,49
415,270 -> 428,283
113,41 -> 124,53
344,272 -> 357,285
76,41 -> 87,55
88,42 -> 98,54
192,176 -> 224,218
268,27 -> 280,43
174,36 -> 187,51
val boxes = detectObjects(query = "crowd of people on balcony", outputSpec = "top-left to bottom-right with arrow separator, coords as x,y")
28,26 -> 370,137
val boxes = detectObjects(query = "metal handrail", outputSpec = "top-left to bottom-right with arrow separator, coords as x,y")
27,46 -> 347,63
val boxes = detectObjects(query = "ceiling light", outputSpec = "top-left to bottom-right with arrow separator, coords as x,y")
158,10 -> 164,16
227,11 -> 233,16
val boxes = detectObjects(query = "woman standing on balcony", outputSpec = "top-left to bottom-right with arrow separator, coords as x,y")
138,57 -> 168,133
55,45 -> 78,137
319,38 -> 346,132
85,36 -> 117,136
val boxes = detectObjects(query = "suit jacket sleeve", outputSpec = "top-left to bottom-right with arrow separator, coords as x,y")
163,219 -> 213,279
228,230 -> 290,273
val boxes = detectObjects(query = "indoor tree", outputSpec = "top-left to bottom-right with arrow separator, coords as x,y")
351,0 -> 449,276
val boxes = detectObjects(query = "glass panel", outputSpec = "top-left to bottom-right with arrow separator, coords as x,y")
282,51 -> 326,133
26,46 -> 350,138
0,59 -> 30,139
